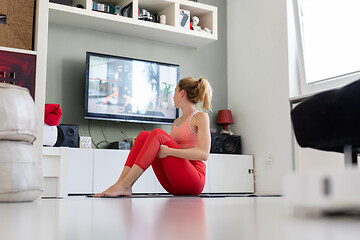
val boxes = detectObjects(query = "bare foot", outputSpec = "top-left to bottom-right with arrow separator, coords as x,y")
94,183 -> 132,197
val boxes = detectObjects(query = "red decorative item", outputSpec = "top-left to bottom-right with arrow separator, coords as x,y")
44,104 -> 62,126
0,50 -> 36,99
216,110 -> 233,131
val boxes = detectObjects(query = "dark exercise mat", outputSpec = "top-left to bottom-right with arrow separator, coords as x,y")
84,193 -> 281,198
85,194 -> 226,198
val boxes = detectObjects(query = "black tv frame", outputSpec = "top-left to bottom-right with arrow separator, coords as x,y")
84,52 -> 179,125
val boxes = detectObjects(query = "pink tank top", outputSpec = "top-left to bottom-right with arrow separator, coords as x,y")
170,111 -> 199,149
170,111 -> 206,176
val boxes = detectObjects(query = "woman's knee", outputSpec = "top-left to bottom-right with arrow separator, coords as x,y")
148,128 -> 172,144
136,131 -> 150,141
150,128 -> 167,136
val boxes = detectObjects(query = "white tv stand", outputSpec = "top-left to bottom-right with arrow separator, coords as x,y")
42,147 -> 254,197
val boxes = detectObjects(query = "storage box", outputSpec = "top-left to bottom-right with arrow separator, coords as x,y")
0,0 -> 35,50
80,136 -> 92,149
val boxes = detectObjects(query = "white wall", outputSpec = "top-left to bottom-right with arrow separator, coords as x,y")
297,147 -> 344,171
227,0 -> 293,194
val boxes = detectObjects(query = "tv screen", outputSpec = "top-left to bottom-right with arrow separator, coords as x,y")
85,52 -> 179,124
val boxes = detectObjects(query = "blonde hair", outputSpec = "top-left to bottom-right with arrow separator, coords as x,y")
177,77 -> 213,112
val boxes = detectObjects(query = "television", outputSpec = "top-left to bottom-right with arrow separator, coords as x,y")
85,52 -> 179,124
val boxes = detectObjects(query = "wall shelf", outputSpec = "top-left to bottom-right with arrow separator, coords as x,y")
48,0 -> 217,48
0,46 -> 37,56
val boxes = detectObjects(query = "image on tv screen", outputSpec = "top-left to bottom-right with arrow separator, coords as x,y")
85,53 -> 179,124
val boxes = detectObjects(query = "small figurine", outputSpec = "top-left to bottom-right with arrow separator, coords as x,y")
191,16 -> 202,31
220,129 -> 234,135
191,16 -> 212,34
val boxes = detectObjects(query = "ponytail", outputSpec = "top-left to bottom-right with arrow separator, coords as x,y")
178,77 -> 213,112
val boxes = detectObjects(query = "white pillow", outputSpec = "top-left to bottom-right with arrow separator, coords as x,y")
0,83 -> 36,143
0,141 -> 42,202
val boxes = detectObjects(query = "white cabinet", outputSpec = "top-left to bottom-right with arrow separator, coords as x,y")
208,154 -> 254,193
93,149 -> 156,193
42,147 -> 254,197
67,148 -> 94,194
93,149 -> 127,193
42,147 -> 69,197
48,0 -> 217,47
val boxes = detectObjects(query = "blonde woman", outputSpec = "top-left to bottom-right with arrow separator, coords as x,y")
95,77 -> 212,197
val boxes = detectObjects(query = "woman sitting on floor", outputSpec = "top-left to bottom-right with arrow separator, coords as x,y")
95,77 -> 212,197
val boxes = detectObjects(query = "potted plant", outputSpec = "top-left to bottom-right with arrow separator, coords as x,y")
161,82 -> 173,108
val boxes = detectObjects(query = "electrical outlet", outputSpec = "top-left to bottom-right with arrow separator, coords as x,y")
266,154 -> 274,164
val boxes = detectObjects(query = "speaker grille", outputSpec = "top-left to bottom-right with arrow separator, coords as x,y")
223,137 -> 235,153
211,134 -> 242,154
54,124 -> 79,148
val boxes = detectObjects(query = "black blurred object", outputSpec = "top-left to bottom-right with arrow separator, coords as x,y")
291,79 -> 360,164
138,8 -> 160,23
121,2 -> 132,17
76,4 -> 84,8
0,14 -> 6,24
107,141 -> 131,150
211,133 -> 242,154
54,124 -> 79,148
49,0 -> 73,6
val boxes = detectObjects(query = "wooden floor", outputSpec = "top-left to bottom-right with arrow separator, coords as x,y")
0,196 -> 359,240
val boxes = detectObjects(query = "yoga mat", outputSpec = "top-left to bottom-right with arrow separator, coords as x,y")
84,193 -> 282,198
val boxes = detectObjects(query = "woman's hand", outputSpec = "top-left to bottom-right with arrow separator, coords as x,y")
157,145 -> 171,158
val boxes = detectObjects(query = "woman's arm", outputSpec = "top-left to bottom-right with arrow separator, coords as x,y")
158,112 -> 211,161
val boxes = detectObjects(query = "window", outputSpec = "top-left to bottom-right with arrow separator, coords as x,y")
293,0 -> 360,95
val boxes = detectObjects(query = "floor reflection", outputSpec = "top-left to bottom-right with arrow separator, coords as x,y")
113,198 -> 209,240
153,198 -> 208,240
3,197 -> 360,240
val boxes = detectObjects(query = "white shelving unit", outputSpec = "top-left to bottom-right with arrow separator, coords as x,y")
0,1 -> 49,154
48,0 -> 217,47
0,46 -> 37,55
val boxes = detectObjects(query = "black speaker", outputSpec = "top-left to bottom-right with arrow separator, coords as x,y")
211,134 -> 242,154
54,124 -> 79,148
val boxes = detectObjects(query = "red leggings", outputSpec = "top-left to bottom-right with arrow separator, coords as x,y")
124,129 -> 205,196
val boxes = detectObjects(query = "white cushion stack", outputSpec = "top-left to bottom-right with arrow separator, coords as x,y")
0,83 -> 42,202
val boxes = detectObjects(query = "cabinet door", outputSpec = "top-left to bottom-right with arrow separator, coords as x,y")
203,161 -> 210,193
132,166 -> 157,194
67,148 -> 93,194
93,149 -> 127,193
208,154 -> 254,193
93,149 -> 156,194
154,178 -> 167,194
